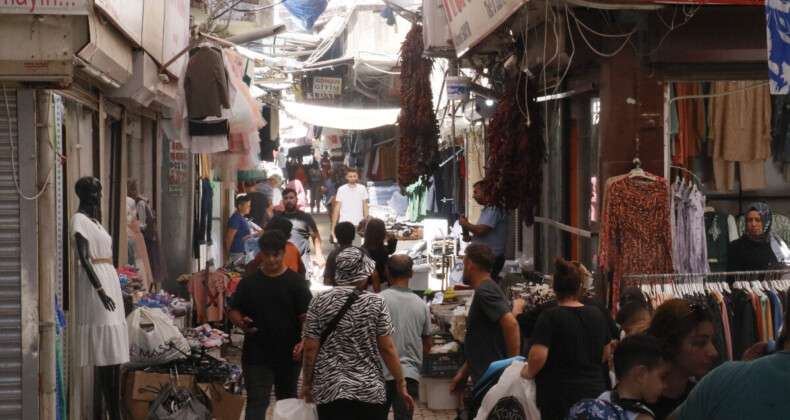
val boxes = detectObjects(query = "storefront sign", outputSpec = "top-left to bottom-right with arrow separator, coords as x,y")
95,0 -> 145,46
0,0 -> 89,14
168,138 -> 187,196
162,0 -> 189,75
312,77 -> 342,95
443,0 -> 526,57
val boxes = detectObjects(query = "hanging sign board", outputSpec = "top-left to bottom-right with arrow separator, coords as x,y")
95,0 -> 145,46
0,0 -> 90,14
313,77 -> 342,95
169,138 -> 188,196
443,0 -> 526,57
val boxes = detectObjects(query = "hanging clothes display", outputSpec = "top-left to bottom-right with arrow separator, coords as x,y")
599,171 -> 673,314
708,81 -> 772,191
704,208 -> 730,272
624,271 -> 790,365
670,178 -> 709,277
672,83 -> 706,167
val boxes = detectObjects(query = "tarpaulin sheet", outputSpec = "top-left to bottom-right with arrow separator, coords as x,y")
280,101 -> 400,130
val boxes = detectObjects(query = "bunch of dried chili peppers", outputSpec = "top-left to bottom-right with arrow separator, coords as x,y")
397,24 -> 440,188
480,75 -> 545,226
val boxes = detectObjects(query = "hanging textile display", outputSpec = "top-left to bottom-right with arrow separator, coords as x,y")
599,170 -> 673,314
670,178 -> 709,277
397,24 -> 440,188
479,75 -> 545,226
708,81 -> 771,191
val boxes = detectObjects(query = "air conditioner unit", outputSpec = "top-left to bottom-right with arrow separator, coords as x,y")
109,51 -> 158,107
422,0 -> 454,57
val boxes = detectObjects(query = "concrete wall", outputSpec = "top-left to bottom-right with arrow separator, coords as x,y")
160,132 -> 196,293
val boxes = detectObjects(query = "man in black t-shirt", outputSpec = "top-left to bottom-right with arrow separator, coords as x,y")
228,231 -> 313,419
450,244 -> 520,393
275,188 -> 326,280
243,181 -> 269,227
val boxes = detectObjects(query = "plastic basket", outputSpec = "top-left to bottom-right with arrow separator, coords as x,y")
422,352 -> 465,377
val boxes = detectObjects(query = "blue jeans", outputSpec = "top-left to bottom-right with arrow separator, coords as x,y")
243,364 -> 300,420
197,178 -> 213,244
385,378 -> 420,420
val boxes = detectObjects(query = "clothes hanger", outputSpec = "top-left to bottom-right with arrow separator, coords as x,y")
628,158 -> 657,181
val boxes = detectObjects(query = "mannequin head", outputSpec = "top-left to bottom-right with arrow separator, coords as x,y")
76,177 -> 102,206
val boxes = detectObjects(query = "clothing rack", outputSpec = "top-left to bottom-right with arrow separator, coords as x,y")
670,165 -> 703,187
160,32 -> 237,74
439,147 -> 464,167
622,269 -> 790,281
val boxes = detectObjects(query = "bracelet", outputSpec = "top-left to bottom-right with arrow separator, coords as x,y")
96,287 -> 104,293
397,378 -> 407,388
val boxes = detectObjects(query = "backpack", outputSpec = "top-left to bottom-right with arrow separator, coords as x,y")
566,398 -> 628,420
135,197 -> 157,241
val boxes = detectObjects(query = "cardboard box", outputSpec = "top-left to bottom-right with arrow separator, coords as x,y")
121,370 -> 197,420
199,382 -> 246,420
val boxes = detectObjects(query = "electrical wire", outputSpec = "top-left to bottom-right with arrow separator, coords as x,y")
2,83 -> 58,201
231,0 -> 286,11
566,6 -> 637,58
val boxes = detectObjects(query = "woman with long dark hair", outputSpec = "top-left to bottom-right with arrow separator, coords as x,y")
362,218 -> 397,292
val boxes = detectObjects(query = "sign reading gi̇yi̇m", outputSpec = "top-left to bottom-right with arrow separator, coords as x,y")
0,0 -> 90,14
312,77 -> 342,95
169,138 -> 188,196
442,0 -> 527,57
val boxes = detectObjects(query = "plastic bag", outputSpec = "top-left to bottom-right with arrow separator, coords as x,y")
474,360 -> 540,420
272,399 -> 319,420
282,0 -> 327,31
127,306 -> 190,367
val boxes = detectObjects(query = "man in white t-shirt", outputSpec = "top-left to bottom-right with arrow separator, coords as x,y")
276,147 -> 287,169
331,168 -> 368,243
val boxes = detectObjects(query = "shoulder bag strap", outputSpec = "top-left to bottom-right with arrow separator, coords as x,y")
320,288 -> 364,346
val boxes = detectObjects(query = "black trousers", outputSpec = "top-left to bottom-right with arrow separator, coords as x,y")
492,254 -> 506,281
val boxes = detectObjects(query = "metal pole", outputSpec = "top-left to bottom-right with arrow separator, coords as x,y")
36,89 -> 56,419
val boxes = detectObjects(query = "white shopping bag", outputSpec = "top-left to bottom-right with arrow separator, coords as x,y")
272,399 -> 318,420
475,360 -> 541,420
127,306 -> 191,367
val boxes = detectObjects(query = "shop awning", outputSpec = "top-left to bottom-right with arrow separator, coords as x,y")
280,101 -> 400,130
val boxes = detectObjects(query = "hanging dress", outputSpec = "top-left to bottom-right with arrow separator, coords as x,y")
70,213 -> 130,367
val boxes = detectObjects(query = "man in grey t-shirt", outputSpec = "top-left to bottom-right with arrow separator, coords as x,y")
450,244 -> 520,393
380,255 -> 431,420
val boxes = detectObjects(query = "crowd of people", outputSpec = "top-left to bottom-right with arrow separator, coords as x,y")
222,149 -> 789,420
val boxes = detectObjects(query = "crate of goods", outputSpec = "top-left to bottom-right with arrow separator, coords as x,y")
423,351 -> 464,377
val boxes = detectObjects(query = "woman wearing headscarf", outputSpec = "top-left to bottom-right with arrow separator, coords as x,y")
299,247 -> 415,419
727,202 -> 790,273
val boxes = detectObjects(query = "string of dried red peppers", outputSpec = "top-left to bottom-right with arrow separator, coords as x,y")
480,75 -> 545,226
397,24 -> 440,188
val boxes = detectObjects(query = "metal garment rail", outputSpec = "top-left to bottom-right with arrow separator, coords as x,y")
622,269 -> 790,281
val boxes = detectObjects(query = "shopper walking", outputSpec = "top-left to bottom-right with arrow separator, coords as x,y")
331,167 -> 369,244
520,257 -> 615,419
380,255 -> 431,420
323,222 -> 364,286
673,293 -> 790,420
451,243 -> 520,393
308,161 -> 325,213
228,231 -> 313,420
277,146 -> 288,170
243,181 -> 269,227
226,195 -> 261,266
300,247 -> 415,419
323,167 -> 346,219
362,218 -> 398,292
275,188 -> 325,279
645,299 -> 718,420
459,181 -> 509,281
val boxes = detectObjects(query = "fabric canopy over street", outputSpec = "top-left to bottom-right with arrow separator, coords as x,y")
280,100 -> 401,130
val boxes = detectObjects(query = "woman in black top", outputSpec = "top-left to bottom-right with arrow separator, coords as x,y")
362,218 -> 397,292
727,202 -> 789,273
645,299 -> 718,420
521,258 -> 614,420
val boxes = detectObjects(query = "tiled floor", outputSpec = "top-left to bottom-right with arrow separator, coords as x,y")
261,397 -> 458,419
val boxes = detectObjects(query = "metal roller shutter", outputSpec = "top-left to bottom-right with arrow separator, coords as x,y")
0,89 -> 22,418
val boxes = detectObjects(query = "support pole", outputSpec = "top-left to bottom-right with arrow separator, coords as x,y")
36,89 -> 56,420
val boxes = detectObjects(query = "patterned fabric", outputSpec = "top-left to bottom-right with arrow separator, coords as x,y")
567,398 -> 628,420
766,0 -> 790,94
334,247 -> 376,285
303,287 -> 394,404
601,176 -> 673,315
